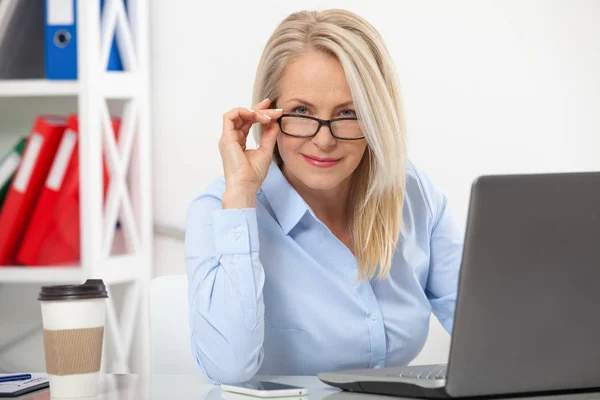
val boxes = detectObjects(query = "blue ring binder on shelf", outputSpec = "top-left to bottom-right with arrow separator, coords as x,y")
44,0 -> 125,80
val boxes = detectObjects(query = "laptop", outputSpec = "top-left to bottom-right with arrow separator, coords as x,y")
319,171 -> 600,398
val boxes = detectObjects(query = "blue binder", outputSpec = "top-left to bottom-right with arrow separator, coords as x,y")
44,0 -> 124,80
103,0 -> 124,71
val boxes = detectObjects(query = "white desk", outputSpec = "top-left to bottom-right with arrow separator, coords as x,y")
17,374 -> 600,400
18,375 -> 337,400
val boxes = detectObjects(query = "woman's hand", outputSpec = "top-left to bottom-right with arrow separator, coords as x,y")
219,98 -> 283,209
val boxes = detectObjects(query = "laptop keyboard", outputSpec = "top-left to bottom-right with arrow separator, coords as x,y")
396,365 -> 447,380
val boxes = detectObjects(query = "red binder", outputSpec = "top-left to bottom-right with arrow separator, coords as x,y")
17,115 -> 121,266
17,115 -> 78,266
0,116 -> 67,265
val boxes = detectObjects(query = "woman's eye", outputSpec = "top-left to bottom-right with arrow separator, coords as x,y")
339,109 -> 356,117
292,106 -> 309,115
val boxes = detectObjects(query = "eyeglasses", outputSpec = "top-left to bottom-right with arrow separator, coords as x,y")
276,114 -> 365,140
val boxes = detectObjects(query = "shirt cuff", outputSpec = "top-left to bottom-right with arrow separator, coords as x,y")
212,208 -> 259,254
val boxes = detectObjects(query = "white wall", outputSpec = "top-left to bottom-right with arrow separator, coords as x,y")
149,0 -> 600,365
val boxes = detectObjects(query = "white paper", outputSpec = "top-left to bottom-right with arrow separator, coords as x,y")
47,130 -> 77,191
13,134 -> 43,193
0,152 -> 21,187
47,0 -> 74,25
0,374 -> 49,395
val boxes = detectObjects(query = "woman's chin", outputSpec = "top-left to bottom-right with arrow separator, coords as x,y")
282,160 -> 353,191
297,174 -> 346,191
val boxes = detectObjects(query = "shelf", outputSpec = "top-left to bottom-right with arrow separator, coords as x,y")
0,73 -> 140,99
0,80 -> 79,97
0,254 -> 141,284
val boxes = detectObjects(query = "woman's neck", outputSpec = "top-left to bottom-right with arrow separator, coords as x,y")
281,164 -> 351,234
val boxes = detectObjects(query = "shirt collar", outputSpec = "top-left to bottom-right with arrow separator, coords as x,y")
260,162 -> 310,235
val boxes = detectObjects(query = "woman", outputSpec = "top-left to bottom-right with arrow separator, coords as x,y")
185,9 -> 463,384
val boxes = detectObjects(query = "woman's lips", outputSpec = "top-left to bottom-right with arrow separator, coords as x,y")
302,154 -> 341,168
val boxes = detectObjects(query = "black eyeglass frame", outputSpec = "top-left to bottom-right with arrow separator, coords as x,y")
276,114 -> 365,140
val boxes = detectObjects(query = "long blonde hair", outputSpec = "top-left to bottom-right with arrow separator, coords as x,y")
252,9 -> 407,280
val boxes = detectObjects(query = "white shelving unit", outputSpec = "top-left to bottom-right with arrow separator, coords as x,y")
0,74 -> 141,98
0,0 -> 152,373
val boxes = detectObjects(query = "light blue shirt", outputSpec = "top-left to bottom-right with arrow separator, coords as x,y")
185,161 -> 463,384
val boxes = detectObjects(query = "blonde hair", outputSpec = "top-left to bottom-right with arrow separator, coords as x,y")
252,9 -> 407,280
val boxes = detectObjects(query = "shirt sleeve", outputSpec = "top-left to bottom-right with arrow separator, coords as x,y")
184,192 -> 265,384
412,165 -> 464,334
426,192 -> 463,334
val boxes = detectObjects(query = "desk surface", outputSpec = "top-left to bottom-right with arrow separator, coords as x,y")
17,374 -> 600,400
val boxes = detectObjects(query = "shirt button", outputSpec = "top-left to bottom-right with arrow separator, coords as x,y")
370,313 -> 377,321
234,226 -> 244,233
373,365 -> 381,369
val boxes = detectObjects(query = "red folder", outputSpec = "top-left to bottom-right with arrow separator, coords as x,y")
0,116 -> 67,265
17,115 -> 78,266
17,115 -> 121,266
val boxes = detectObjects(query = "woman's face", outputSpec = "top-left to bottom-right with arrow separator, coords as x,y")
270,50 -> 368,193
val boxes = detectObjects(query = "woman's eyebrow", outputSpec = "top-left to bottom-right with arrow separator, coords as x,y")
283,98 -> 354,109
334,100 -> 354,108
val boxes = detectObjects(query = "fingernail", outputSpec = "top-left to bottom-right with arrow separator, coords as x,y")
261,98 -> 270,102
274,108 -> 283,112
263,113 -> 271,120
247,108 -> 255,112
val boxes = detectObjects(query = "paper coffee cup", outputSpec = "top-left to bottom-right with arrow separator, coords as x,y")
38,279 -> 108,398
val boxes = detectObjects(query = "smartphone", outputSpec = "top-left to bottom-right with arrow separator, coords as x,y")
221,381 -> 308,398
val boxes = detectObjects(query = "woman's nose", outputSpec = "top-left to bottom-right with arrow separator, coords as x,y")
311,123 -> 336,149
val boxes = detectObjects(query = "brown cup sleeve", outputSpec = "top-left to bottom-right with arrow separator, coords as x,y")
43,327 -> 104,376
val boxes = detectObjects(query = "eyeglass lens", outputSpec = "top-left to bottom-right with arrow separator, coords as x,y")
280,116 -> 363,139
